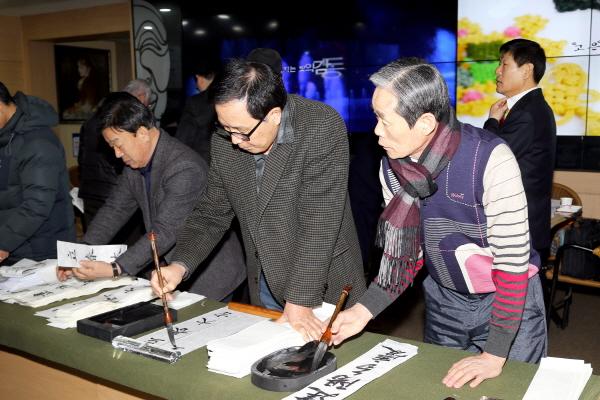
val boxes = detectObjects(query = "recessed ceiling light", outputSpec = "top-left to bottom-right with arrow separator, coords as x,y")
182,20 -> 189,26
143,25 -> 153,30
217,14 -> 230,20
232,25 -> 243,32
267,20 -> 278,29
159,8 -> 171,12
194,29 -> 206,36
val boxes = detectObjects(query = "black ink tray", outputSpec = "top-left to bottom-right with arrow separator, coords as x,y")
77,301 -> 177,342
251,346 -> 336,392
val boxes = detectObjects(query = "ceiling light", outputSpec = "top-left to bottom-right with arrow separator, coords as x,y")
143,25 -> 153,30
232,25 -> 243,32
159,8 -> 171,12
267,20 -> 278,30
217,14 -> 230,20
182,19 -> 189,26
194,29 -> 206,36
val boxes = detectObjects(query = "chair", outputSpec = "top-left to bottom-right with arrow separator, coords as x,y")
546,238 -> 600,329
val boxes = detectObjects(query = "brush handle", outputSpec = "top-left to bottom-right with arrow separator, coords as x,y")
148,231 -> 171,316
228,302 -> 283,319
321,285 -> 352,342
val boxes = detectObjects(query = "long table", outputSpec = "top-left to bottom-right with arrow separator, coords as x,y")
1,298 -> 599,400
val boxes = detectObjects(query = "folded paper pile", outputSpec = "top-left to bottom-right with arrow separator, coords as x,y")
523,357 -> 593,400
206,303 -> 335,378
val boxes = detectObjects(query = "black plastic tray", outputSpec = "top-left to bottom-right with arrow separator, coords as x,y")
77,301 -> 177,342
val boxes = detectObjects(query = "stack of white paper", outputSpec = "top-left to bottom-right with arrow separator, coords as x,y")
0,259 -> 59,292
523,357 -> 593,400
0,276 -> 137,307
206,303 -> 335,378
35,279 -> 155,328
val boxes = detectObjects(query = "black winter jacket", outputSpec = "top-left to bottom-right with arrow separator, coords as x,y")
0,92 -> 76,262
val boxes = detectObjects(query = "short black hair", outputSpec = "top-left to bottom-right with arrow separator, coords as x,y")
247,48 -> 283,75
213,58 -> 287,119
96,91 -> 155,133
0,81 -> 15,105
500,39 -> 546,83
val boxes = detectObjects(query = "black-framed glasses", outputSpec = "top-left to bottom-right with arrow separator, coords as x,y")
215,118 -> 264,142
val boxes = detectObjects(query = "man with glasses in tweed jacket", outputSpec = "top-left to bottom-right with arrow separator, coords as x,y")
151,55 -> 366,340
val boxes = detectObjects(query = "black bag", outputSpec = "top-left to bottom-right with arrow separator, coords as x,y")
561,218 -> 600,280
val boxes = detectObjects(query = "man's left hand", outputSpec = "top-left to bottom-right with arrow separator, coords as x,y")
0,250 -> 9,263
72,260 -> 114,280
442,352 -> 506,388
277,302 -> 323,342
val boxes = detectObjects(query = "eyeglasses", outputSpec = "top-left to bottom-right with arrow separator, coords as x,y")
215,118 -> 264,142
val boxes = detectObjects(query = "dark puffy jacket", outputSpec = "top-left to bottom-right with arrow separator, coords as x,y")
0,92 -> 75,261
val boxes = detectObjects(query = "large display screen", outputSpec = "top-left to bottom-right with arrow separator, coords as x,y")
180,1 -> 457,133
457,0 -> 600,137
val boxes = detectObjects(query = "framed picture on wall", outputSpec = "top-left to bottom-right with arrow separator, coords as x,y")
54,45 -> 110,122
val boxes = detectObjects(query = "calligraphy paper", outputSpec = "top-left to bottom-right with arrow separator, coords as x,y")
206,303 -> 337,378
134,306 -> 265,356
0,276 -> 137,307
57,241 -> 127,268
282,339 -> 418,400
35,279 -> 155,328
523,357 -> 593,400
152,291 -> 205,310
0,259 -> 58,292
0,258 -> 54,278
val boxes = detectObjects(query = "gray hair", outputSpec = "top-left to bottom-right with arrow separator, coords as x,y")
369,58 -> 454,128
122,79 -> 152,106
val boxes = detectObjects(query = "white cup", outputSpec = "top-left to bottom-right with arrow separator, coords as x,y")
560,197 -> 573,207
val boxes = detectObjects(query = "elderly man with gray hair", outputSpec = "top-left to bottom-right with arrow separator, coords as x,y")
78,79 -> 152,228
330,58 -> 547,389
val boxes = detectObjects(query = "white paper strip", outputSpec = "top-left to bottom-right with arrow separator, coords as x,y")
0,259 -> 59,292
152,291 -> 205,310
35,279 -> 155,328
134,306 -> 265,356
57,241 -> 127,268
0,276 -> 137,307
282,339 -> 418,400
0,258 -> 53,278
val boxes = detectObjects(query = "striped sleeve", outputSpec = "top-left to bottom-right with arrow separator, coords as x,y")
482,143 -> 530,358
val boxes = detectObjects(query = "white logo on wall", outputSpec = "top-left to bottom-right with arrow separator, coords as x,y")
283,57 -> 345,77
132,0 -> 170,124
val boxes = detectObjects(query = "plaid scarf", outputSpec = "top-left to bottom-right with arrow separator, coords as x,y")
375,120 -> 461,292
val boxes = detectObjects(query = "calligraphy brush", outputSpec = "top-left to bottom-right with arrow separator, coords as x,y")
311,285 -> 352,371
148,231 -> 177,349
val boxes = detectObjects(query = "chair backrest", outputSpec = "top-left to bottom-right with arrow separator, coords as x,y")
552,182 -> 582,206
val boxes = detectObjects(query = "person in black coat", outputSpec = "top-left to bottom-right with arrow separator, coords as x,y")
483,39 -> 557,260
175,62 -> 220,163
0,81 -> 75,265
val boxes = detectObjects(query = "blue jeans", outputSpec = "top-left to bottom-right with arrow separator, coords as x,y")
259,273 -> 283,311
423,274 -> 547,363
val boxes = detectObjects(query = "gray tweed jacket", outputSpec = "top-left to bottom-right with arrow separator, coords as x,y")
84,131 -> 246,300
174,95 -> 367,307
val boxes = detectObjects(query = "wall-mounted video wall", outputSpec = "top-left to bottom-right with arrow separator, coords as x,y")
457,0 -> 600,137
137,0 -> 600,170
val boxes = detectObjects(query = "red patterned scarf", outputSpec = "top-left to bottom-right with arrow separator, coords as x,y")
376,121 -> 461,292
